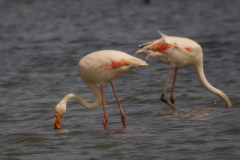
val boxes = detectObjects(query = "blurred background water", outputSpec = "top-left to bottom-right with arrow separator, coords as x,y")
0,0 -> 240,159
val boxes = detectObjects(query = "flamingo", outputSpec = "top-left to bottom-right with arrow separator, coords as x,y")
136,32 -> 231,108
53,50 -> 148,129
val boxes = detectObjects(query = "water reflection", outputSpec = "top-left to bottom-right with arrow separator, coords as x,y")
55,129 -> 70,134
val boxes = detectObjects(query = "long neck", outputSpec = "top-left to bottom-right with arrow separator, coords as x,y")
62,81 -> 102,109
194,61 -> 231,108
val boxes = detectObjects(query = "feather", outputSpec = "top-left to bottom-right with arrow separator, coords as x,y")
139,41 -> 153,49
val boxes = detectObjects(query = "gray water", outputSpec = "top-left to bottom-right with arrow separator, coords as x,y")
1,0 -> 240,159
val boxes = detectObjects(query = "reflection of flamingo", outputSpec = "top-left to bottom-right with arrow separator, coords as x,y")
136,32 -> 231,108
53,50 -> 148,129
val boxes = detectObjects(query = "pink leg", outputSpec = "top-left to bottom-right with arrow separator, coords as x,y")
111,83 -> 126,128
100,85 -> 108,129
160,67 -> 176,108
170,67 -> 178,104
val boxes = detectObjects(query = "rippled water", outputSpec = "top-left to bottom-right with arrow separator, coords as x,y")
1,0 -> 240,159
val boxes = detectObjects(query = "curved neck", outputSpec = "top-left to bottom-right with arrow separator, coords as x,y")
62,81 -> 102,109
194,61 -> 231,108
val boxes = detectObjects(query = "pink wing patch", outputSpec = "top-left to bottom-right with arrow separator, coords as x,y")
185,47 -> 192,51
150,42 -> 192,52
102,59 -> 130,68
151,42 -> 172,52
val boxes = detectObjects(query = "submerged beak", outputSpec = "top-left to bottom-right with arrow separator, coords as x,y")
53,113 -> 61,129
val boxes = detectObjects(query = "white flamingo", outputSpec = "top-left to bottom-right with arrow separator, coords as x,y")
53,50 -> 148,129
136,32 -> 231,108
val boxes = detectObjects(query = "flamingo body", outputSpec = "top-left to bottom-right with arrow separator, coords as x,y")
136,34 -> 202,67
136,32 -> 231,108
53,50 -> 148,129
79,50 -> 146,84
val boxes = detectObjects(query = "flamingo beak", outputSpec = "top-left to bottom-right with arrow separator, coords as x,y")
53,114 -> 61,129
135,49 -> 143,54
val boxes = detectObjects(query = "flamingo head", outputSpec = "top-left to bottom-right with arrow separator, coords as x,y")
53,101 -> 66,129
136,31 -> 167,56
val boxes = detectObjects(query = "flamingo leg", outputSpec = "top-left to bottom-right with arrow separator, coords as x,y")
100,85 -> 108,129
170,67 -> 178,104
111,83 -> 126,128
160,67 -> 176,108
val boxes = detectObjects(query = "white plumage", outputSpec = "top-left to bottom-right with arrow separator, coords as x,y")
53,50 -> 148,129
136,32 -> 231,108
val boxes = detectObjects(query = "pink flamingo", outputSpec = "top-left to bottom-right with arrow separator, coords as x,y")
53,50 -> 148,129
136,32 -> 231,108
